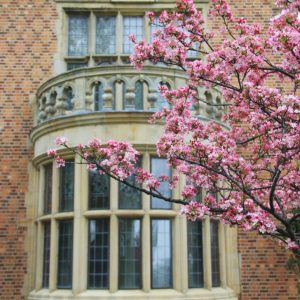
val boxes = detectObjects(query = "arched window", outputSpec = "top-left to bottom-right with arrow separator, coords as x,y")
94,82 -> 104,111
156,82 -> 171,111
134,80 -> 144,110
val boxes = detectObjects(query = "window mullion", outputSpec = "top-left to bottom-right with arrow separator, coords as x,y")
110,215 -> 118,292
35,222 -> 44,290
142,214 -> 150,292
72,155 -> 86,294
116,11 -> 122,60
49,219 -> 58,291
173,216 -> 181,291
89,11 -> 96,66
203,217 -> 212,289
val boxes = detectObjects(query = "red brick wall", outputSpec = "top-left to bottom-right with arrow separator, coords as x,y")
0,1 -> 56,299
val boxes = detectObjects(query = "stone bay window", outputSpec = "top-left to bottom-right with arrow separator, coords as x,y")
28,1 -> 240,299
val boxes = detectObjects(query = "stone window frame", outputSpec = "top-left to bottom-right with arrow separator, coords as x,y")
33,152 -> 234,298
54,1 -> 210,75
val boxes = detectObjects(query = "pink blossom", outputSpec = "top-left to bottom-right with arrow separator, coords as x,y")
47,148 -> 57,157
55,136 -> 68,145
55,156 -> 65,168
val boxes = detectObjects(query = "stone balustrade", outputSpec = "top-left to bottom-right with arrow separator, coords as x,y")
33,65 -> 226,125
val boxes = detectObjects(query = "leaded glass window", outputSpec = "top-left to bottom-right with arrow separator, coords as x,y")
88,219 -> 109,289
134,81 -> 144,110
59,162 -> 74,212
151,219 -> 172,288
123,16 -> 144,54
43,164 -> 52,215
96,16 -> 116,54
42,222 -> 51,288
88,171 -> 109,209
151,158 -> 172,209
187,221 -> 204,288
119,159 -> 141,209
68,15 -> 89,56
57,220 -> 73,289
119,219 -> 141,289
211,221 -> 220,287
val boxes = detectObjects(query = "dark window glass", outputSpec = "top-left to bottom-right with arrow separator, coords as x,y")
57,220 -> 73,289
59,162 -> 74,212
151,219 -> 172,288
123,16 -> 144,54
68,15 -> 88,56
67,62 -> 87,71
88,171 -> 109,209
151,158 -> 171,209
43,164 -> 52,214
96,16 -> 116,54
42,222 -> 51,288
134,81 -> 143,110
187,221 -> 204,288
94,83 -> 104,111
88,219 -> 109,289
119,219 -> 141,289
119,159 -> 141,209
211,221 -> 220,287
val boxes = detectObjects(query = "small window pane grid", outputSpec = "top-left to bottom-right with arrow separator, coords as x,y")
210,221 -> 221,287
187,221 -> 204,288
43,164 -> 52,215
96,16 -> 116,54
119,159 -> 142,209
42,222 -> 51,288
119,219 -> 141,289
151,157 -> 172,209
38,156 -> 223,293
151,219 -> 172,288
88,219 -> 109,289
68,15 -> 89,56
57,220 -> 73,289
123,16 -> 144,54
59,162 -> 74,212
88,171 -> 110,209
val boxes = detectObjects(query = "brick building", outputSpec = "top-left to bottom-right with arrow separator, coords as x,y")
0,0 -> 298,299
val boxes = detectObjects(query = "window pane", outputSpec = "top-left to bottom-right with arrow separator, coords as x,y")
119,219 -> 141,289
42,222 -> 51,288
57,220 -> 73,289
123,16 -> 144,54
88,171 -> 109,209
96,16 -> 116,54
68,15 -> 88,56
119,160 -> 141,209
59,162 -> 74,212
151,219 -> 172,288
88,219 -> 109,289
211,221 -> 220,287
187,221 -> 204,288
43,164 -> 52,214
94,83 -> 104,111
134,81 -> 143,110
151,158 -> 171,209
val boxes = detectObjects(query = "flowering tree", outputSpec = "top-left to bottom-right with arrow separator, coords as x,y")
49,0 -> 300,258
